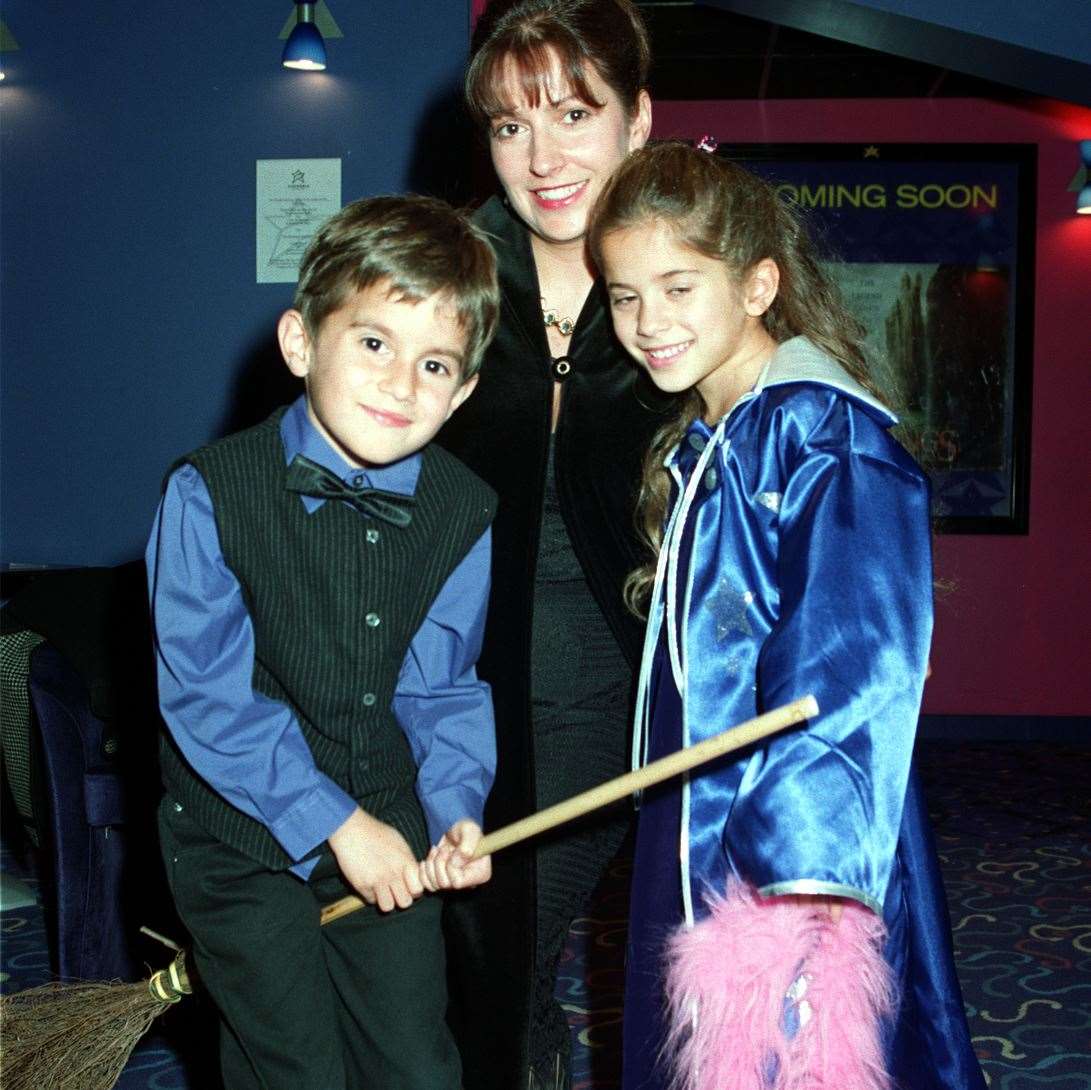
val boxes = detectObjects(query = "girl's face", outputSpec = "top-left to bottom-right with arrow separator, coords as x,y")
600,219 -> 779,420
487,49 -> 651,249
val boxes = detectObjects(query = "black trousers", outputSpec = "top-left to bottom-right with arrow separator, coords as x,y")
159,799 -> 461,1090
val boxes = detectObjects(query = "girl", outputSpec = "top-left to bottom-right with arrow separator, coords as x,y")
589,143 -> 987,1090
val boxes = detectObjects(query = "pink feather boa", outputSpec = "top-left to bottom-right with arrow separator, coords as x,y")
663,881 -> 896,1090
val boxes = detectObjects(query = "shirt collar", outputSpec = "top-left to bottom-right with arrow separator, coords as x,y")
280,395 -> 422,513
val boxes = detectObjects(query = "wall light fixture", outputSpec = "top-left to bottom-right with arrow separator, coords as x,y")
282,3 -> 327,71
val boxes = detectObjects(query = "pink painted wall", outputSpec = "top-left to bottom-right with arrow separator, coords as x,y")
652,99 -> 1091,716
463,0 -> 1088,715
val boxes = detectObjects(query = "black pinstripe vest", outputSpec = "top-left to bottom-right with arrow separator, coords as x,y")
158,408 -> 496,870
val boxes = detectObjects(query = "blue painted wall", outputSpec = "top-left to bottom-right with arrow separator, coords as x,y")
1,2 -> 473,567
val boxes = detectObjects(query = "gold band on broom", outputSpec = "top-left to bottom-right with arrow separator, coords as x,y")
0,695 -> 817,1090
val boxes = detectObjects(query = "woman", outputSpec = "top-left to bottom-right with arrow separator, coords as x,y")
436,2 -> 665,1087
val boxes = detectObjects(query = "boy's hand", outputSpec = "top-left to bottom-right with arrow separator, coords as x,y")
419,820 -> 492,892
328,807 -> 423,912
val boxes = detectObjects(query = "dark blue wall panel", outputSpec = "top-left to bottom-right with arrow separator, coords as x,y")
701,0 -> 1091,104
1,3 -> 472,566
848,0 -> 1091,65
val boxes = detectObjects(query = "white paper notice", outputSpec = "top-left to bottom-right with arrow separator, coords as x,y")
256,158 -> 342,284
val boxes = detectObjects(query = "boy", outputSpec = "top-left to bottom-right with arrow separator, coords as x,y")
146,195 -> 499,1089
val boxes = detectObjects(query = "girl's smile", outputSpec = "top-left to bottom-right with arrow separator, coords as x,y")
642,340 -> 695,369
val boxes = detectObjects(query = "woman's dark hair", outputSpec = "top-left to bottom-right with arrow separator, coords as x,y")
465,0 -> 650,124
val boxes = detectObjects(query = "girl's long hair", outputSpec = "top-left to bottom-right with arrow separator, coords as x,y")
587,142 -> 884,612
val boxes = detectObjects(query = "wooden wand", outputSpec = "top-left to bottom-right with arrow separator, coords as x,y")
0,695 -> 816,1090
320,694 -> 818,925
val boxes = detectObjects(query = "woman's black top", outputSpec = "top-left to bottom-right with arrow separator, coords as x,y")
436,195 -> 674,1090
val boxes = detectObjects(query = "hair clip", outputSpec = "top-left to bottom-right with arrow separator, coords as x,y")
696,135 -> 719,153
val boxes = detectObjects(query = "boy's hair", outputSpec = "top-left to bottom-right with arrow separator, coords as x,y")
293,195 -> 499,380
588,142 -> 883,612
465,0 -> 650,127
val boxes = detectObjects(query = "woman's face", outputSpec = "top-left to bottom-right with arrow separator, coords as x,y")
487,50 -> 651,249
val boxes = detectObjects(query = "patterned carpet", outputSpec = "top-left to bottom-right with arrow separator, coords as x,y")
559,741 -> 1091,1090
3,741 -> 1089,1089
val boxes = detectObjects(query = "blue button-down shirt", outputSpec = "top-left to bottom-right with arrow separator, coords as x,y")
146,396 -> 496,878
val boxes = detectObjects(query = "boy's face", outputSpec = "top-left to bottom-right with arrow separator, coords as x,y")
279,281 -> 477,468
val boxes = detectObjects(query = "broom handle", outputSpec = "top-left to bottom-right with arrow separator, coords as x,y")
320,694 -> 818,927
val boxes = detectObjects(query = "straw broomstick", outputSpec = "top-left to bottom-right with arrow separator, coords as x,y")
0,695 -> 817,1090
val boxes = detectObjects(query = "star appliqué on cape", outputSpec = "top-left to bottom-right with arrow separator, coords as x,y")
709,578 -> 755,642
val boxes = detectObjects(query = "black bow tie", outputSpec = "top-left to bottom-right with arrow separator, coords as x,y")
284,455 -> 415,528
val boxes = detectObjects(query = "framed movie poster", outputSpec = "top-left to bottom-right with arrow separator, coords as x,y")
716,143 -> 1036,533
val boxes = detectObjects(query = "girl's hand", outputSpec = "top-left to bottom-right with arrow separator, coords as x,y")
790,893 -> 845,924
419,820 -> 492,892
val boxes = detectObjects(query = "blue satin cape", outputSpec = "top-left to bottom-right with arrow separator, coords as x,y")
624,338 -> 986,1090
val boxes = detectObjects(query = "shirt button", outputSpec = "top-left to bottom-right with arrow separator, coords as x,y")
351,473 -> 366,487
365,612 -> 381,628
362,693 -> 377,707
688,433 -> 707,452
704,467 -> 719,490
366,528 -> 380,544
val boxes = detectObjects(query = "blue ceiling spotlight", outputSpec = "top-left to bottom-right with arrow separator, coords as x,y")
282,2 -> 327,71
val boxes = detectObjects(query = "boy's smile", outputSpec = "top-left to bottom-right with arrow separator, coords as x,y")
279,281 -> 477,468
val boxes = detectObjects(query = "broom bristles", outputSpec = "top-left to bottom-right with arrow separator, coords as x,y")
0,954 -> 192,1090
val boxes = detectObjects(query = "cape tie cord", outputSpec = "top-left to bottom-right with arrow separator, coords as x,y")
0,695 -> 816,1090
320,694 -> 819,925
